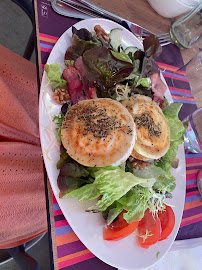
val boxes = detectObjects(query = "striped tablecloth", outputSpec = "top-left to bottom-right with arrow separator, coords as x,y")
36,0 -> 202,269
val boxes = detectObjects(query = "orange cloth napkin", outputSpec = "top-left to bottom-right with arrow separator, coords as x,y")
0,45 -> 47,249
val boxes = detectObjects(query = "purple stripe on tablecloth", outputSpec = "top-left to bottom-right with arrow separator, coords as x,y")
53,203 -> 60,211
155,44 -> 184,69
55,214 -> 66,222
55,225 -> 73,236
176,221 -> 202,240
60,257 -> 117,270
57,240 -> 87,258
186,153 -> 202,158
185,193 -> 202,203
182,206 -> 202,219
164,77 -> 191,91
186,187 -> 199,193
169,90 -> 193,97
186,166 -> 202,170
40,40 -> 56,46
178,103 -> 197,121
163,70 -> 188,80
41,50 -> 51,60
41,51 -> 53,68
186,179 -> 197,185
40,43 -> 54,49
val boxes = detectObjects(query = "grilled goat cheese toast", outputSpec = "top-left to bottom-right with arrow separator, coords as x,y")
122,95 -> 170,160
61,98 -> 136,167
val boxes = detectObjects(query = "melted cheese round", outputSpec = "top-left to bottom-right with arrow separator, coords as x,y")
121,95 -> 170,160
130,148 -> 151,161
61,98 -> 136,167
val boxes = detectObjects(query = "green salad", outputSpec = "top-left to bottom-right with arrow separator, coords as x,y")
44,25 -> 186,241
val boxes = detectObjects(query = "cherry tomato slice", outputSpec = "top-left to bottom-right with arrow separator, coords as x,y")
158,205 -> 175,241
137,209 -> 161,248
103,212 -> 139,241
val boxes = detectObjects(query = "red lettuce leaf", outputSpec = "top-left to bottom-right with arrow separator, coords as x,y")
82,46 -> 133,89
65,27 -> 101,61
143,34 -> 162,59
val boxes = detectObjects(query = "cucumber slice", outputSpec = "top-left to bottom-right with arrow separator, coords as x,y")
124,46 -> 139,55
109,28 -> 123,51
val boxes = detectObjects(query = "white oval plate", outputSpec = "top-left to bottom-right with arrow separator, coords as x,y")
39,18 -> 186,270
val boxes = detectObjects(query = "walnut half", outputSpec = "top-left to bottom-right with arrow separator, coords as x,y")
53,88 -> 70,105
129,156 -> 150,170
94,25 -> 110,42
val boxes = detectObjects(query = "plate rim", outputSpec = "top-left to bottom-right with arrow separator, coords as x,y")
39,18 -> 186,270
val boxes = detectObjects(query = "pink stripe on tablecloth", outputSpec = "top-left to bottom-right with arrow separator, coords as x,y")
185,190 -> 200,197
53,195 -> 57,204
163,73 -> 189,82
54,209 -> 63,216
185,156 -> 202,164
186,174 -> 198,181
156,62 -> 186,74
58,252 -> 95,269
55,219 -> 69,228
40,47 -> 52,53
180,215 -> 202,227
39,32 -> 59,40
168,86 -> 192,94
186,183 -> 198,189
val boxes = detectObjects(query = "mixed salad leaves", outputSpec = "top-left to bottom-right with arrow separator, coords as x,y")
45,25 -> 187,248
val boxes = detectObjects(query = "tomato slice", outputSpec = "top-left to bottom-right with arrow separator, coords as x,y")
137,209 -> 161,248
158,205 -> 175,241
103,211 -> 139,241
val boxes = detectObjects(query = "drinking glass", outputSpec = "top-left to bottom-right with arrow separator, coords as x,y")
170,1 -> 202,49
171,51 -> 202,104
183,108 -> 202,153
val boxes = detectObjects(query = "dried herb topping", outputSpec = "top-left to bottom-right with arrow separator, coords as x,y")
134,112 -> 161,137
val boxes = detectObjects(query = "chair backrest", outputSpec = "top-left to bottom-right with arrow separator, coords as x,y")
11,0 -> 35,60
12,0 -> 34,24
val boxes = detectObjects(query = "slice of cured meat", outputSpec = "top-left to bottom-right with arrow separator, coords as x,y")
74,56 -> 97,99
150,72 -> 167,105
62,66 -> 86,104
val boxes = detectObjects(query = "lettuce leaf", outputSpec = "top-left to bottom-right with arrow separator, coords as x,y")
82,46 -> 133,88
162,103 -> 182,119
111,51 -> 132,63
167,118 -> 186,141
163,103 -> 186,142
62,184 -> 100,201
72,26 -> 98,42
103,185 -> 156,225
52,112 -> 64,143
57,148 -> 94,198
136,77 -> 150,88
143,34 -> 162,59
44,63 -> 67,90
119,186 -> 153,223
155,102 -> 186,172
105,202 -> 123,225
65,33 -> 101,61
133,164 -> 175,193
130,34 -> 161,79
93,168 -> 156,211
